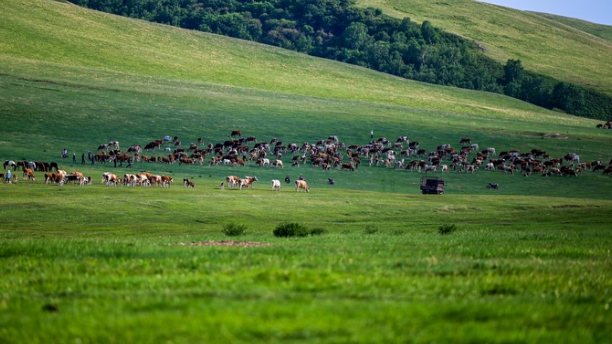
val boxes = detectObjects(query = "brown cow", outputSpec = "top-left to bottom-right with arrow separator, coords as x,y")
231,130 -> 242,138
161,175 -> 173,187
341,163 -> 355,171
23,168 -> 35,181
239,176 -> 258,190
295,180 -> 309,193
226,175 -> 241,189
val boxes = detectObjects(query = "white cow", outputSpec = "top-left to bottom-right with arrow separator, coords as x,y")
271,179 -> 282,191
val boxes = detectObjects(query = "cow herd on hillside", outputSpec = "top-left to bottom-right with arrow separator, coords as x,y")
3,130 -> 612,190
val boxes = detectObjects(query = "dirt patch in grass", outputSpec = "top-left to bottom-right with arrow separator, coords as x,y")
177,240 -> 272,247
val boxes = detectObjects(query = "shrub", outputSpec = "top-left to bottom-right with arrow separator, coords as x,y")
438,224 -> 457,235
222,223 -> 247,236
309,227 -> 327,236
364,225 -> 379,234
273,222 -> 309,237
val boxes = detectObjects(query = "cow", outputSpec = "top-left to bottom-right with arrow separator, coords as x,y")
226,175 -> 241,189
127,145 -> 142,154
459,137 -> 471,144
183,178 -> 196,188
295,180 -> 309,193
23,168 -> 35,181
424,165 -> 437,173
239,176 -> 258,190
108,141 -> 120,150
341,163 -> 355,171
161,175 -> 173,187
44,172 -> 62,184
97,143 -> 108,151
602,167 -> 612,176
271,179 -> 282,191
230,130 -> 242,138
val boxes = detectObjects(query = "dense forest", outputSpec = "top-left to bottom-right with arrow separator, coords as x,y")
68,0 -> 612,120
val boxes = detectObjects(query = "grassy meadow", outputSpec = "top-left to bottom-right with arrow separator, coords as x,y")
356,0 -> 612,97
1,0 -> 612,343
533,12 -> 612,44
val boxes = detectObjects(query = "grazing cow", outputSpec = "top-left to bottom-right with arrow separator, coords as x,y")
226,175 -> 241,189
150,175 -> 162,186
127,145 -> 142,154
161,175 -> 173,187
97,143 -> 108,151
341,163 -> 355,171
239,176 -> 258,190
231,130 -> 242,138
424,165 -> 437,173
271,179 -> 282,191
275,160 -> 284,168
459,137 -> 471,144
256,158 -> 270,167
328,178 -> 335,185
295,180 -> 309,193
23,168 -> 35,181
602,167 -> 612,176
108,141 -> 120,150
44,172 -> 62,184
487,183 -> 499,189
183,178 -> 196,188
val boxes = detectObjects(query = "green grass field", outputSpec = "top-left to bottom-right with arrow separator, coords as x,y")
1,0 -> 612,343
533,12 -> 612,44
355,0 -> 612,97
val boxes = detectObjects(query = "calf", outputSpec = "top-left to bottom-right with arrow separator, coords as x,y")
183,178 -> 196,188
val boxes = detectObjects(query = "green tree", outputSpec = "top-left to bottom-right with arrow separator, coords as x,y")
342,22 -> 372,50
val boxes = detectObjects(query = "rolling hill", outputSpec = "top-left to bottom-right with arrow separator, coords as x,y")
1,0 -> 609,158
533,12 -> 612,44
355,0 -> 612,98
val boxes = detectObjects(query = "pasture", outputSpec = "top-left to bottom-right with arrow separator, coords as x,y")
1,0 -> 612,342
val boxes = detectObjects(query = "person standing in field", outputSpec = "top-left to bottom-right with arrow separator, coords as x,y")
371,130 -> 374,139
81,153 -> 85,165
5,169 -> 11,184
73,153 -> 76,165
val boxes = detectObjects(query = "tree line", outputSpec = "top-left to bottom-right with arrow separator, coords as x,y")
69,0 -> 612,120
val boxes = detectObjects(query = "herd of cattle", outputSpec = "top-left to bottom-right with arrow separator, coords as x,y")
3,131 -> 612,191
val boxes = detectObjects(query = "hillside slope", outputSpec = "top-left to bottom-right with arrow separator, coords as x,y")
533,12 -> 612,44
1,0 -> 610,163
0,0 -> 571,121
355,0 -> 612,97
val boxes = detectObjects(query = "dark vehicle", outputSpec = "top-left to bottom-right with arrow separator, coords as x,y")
420,178 -> 445,195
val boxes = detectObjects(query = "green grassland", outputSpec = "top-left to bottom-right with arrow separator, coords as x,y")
533,12 -> 612,44
355,0 -> 612,97
1,0 -> 612,343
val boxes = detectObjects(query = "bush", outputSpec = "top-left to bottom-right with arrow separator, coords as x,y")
309,227 -> 327,236
222,223 -> 247,236
364,225 -> 379,234
438,224 -> 457,235
273,222 -> 310,237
